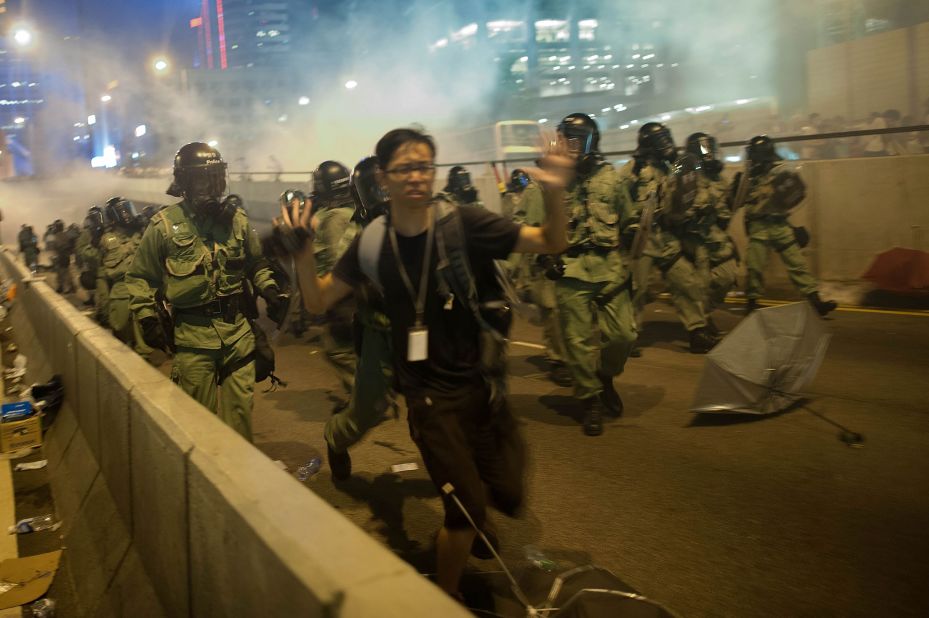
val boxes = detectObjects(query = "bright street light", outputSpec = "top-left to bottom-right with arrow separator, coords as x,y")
153,58 -> 169,73
298,96 -> 310,106
101,94 -> 112,103
344,80 -> 358,90
207,140 -> 219,148
13,117 -> 25,125
87,115 -> 96,125
13,28 -> 33,47
135,124 -> 147,137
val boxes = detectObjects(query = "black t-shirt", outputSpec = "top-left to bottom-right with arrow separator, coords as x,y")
334,205 -> 521,396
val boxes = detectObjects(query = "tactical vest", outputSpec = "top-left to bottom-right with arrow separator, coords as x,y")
566,163 -> 622,248
100,230 -> 141,285
154,202 -> 251,309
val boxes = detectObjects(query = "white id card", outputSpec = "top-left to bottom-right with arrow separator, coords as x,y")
407,327 -> 429,362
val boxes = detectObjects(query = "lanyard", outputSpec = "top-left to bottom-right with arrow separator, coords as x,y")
387,208 -> 435,327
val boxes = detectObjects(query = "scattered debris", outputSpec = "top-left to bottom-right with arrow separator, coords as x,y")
13,460 -> 47,472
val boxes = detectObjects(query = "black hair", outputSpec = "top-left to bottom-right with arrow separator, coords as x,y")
375,127 -> 436,169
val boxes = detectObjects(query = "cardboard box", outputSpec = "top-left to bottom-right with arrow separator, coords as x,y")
0,415 -> 41,453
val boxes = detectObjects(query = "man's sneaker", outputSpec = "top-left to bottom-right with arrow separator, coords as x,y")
582,398 -> 604,437
745,298 -> 760,314
808,292 -> 838,317
548,361 -> 573,387
689,327 -> 718,354
629,345 -> 642,358
597,372 -> 623,417
327,443 -> 352,481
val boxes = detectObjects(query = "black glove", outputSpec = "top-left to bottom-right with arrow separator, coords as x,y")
264,224 -> 313,258
261,286 -> 289,325
140,316 -> 168,351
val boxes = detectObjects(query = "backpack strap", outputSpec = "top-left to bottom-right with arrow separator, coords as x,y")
358,214 -> 387,294
434,198 -> 505,342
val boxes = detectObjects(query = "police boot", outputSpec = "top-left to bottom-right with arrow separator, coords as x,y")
548,361 -> 573,387
581,398 -> 604,437
327,443 -> 352,481
807,292 -> 838,317
689,327 -> 718,354
597,371 -> 623,417
745,298 -> 760,314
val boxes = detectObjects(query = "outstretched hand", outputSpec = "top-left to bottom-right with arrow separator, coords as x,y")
525,130 -> 574,189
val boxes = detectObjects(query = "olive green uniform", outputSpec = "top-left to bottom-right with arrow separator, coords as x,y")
77,229 -> 108,322
99,228 -> 151,357
126,201 -> 276,440
509,181 -> 566,364
557,162 -> 638,401
324,214 -> 396,453
618,160 -> 708,332
690,173 -> 738,312
314,201 -> 357,397
17,229 -> 39,272
50,230 -> 76,294
740,163 -> 818,299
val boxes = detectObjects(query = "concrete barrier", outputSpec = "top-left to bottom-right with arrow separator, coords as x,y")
0,247 -> 467,617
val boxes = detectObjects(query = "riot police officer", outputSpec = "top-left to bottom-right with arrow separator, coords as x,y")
17,224 -> 39,273
554,113 -> 637,436
444,165 -> 483,207
76,206 -> 105,312
619,122 -> 717,353
47,219 -> 76,294
311,160 -> 359,404
503,167 -> 571,386
684,132 -> 738,332
126,142 -> 284,440
732,135 -> 837,316
99,197 -> 151,357
325,155 -> 395,479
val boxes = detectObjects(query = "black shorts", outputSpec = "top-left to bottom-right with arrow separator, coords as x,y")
406,385 -> 525,530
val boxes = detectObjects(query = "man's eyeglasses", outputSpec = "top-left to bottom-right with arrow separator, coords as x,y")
384,163 -> 436,178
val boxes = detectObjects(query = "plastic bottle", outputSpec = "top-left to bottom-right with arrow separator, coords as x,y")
524,545 -> 557,572
9,514 -> 58,534
296,457 -> 321,481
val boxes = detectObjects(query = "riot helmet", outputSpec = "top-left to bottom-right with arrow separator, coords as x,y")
660,153 -> 700,225
746,135 -> 781,173
637,122 -> 677,163
169,142 -> 228,215
685,132 -> 723,176
52,219 -> 65,234
557,113 -> 600,156
84,207 -> 105,241
350,156 -> 389,226
104,197 -> 139,230
279,189 -> 307,223
444,166 -> 478,204
508,169 -> 531,193
312,161 -> 352,205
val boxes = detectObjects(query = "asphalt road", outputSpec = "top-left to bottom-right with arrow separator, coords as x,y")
248,299 -> 929,617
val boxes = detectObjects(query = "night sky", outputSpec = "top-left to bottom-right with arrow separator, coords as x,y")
21,0 -> 200,64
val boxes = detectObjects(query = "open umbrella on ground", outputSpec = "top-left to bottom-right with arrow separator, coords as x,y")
863,247 -> 929,295
691,302 -> 831,415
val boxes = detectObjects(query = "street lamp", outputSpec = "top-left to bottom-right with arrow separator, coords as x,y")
13,117 -> 25,125
12,27 -> 33,48
298,96 -> 310,106
344,80 -> 358,90
101,94 -> 112,103
153,58 -> 169,73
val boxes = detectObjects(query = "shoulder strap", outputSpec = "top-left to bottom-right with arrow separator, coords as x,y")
358,215 -> 388,293
434,199 -> 504,340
